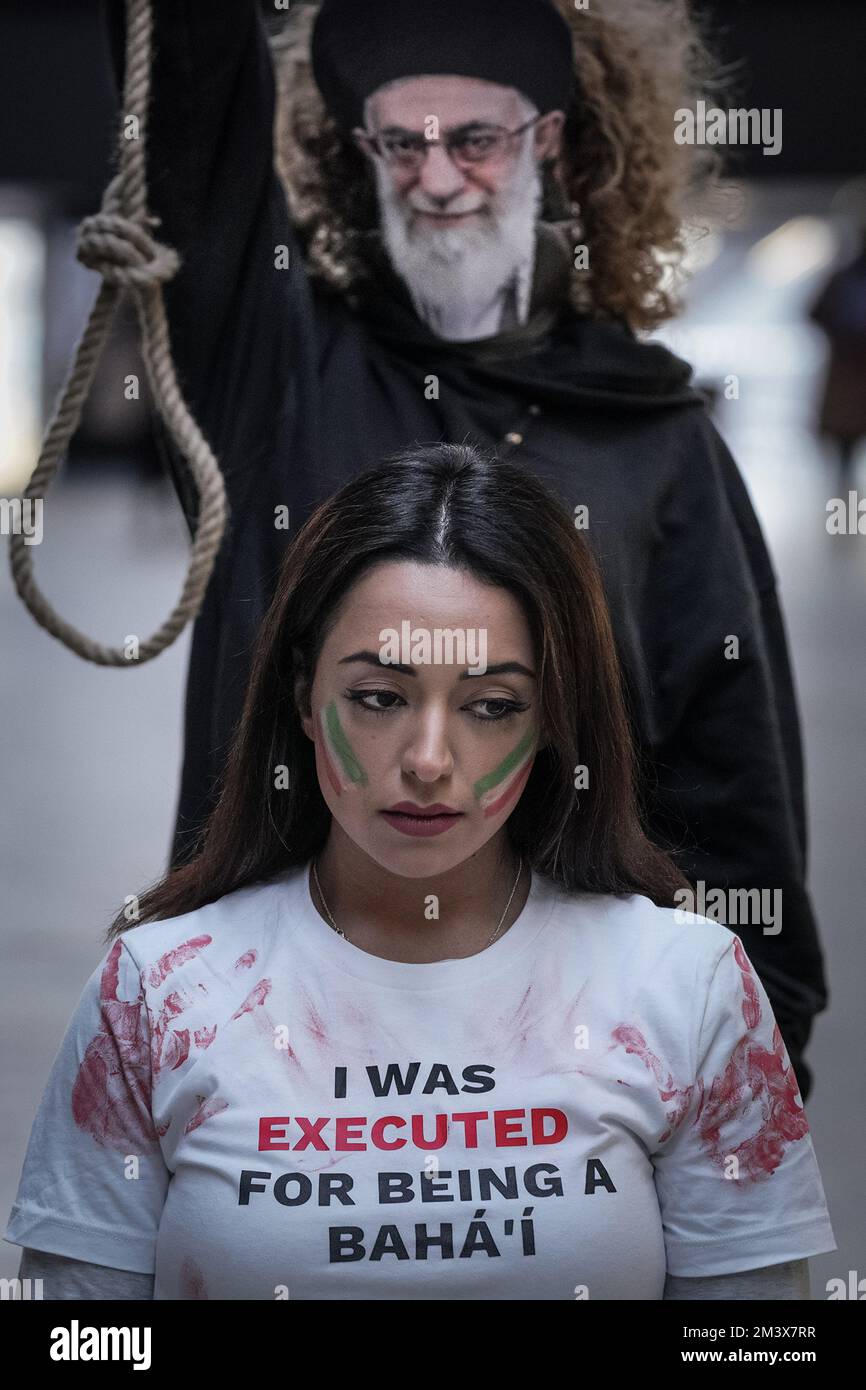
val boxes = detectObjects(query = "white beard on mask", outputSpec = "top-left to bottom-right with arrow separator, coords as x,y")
371,116 -> 543,342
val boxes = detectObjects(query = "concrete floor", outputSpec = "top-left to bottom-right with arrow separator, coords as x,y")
1,187 -> 863,1297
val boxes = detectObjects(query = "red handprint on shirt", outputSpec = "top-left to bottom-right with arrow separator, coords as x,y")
694,938 -> 809,1181
611,938 -> 809,1180
71,940 -> 160,1153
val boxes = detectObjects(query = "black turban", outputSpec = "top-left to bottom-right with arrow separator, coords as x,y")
310,0 -> 575,132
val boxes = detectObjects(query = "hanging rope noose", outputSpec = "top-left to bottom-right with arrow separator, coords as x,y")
8,0 -> 227,666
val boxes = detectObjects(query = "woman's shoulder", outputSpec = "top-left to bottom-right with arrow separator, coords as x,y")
541,876 -> 737,973
111,870 -> 293,981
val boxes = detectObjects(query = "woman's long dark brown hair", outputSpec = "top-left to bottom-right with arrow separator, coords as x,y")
105,443 -> 690,940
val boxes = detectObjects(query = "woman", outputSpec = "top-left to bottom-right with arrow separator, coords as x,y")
6,446 -> 836,1300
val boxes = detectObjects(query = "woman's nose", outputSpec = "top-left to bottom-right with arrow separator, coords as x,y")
402,718 -> 455,781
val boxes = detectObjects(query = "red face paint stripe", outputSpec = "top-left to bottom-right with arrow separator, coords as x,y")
481,755 -> 534,818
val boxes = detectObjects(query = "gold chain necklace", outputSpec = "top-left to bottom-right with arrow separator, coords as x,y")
311,857 -> 524,950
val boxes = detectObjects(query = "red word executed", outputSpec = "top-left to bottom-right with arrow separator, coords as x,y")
258,1109 -> 568,1152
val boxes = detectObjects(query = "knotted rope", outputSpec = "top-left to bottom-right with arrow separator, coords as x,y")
8,0 -> 227,665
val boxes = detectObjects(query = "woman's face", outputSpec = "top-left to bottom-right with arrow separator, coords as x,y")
298,561 -> 541,878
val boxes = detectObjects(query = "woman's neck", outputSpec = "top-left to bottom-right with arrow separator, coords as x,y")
310,824 -> 529,964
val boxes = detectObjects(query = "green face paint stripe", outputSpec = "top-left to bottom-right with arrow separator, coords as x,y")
473,727 -> 536,799
324,700 -> 368,785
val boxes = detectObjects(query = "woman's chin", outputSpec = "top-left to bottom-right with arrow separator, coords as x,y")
355,826 -> 484,881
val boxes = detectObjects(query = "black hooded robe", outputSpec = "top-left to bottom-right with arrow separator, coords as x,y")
103,0 -> 827,1098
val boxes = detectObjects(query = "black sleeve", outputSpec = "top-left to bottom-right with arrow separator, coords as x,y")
662,1259 -> 810,1301
709,424 -> 809,864
641,410 -> 828,1101
99,0 -> 310,534
18,1247 -> 155,1301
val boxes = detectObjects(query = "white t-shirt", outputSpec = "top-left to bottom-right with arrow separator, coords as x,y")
4,865 -> 836,1300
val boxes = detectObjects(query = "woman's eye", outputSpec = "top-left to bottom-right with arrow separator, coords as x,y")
469,698 -> 527,721
344,691 -> 528,721
345,689 -> 404,715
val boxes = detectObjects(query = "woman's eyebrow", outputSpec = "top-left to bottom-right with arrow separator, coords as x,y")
339,649 -> 416,674
460,663 -> 536,680
337,651 -> 536,679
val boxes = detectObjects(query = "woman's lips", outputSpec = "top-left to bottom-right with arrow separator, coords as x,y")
380,807 -> 464,837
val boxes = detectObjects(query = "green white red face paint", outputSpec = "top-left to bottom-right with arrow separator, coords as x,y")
473,727 -> 536,818
318,700 -> 368,795
317,699 -> 534,816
